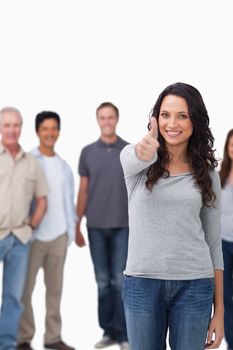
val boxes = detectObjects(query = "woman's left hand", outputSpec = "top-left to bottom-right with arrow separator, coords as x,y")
205,314 -> 224,349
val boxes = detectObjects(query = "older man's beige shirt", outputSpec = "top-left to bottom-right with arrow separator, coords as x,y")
0,142 -> 48,244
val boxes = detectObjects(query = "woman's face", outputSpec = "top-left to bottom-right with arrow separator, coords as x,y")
158,94 -> 193,150
227,135 -> 233,161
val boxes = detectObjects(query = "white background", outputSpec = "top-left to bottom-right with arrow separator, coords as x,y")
0,0 -> 232,349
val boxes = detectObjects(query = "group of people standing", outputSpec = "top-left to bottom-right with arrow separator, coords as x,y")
0,108 -> 77,350
0,82 -> 233,350
0,103 -> 129,350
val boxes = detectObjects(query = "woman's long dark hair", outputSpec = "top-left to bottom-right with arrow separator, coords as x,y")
219,129 -> 233,188
146,82 -> 218,206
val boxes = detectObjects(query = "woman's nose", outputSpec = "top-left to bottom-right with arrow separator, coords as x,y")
168,117 -> 178,128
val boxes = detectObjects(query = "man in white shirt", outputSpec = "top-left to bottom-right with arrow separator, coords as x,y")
18,111 -> 76,350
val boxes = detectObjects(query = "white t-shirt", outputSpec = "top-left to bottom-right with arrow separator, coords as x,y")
34,155 -> 67,241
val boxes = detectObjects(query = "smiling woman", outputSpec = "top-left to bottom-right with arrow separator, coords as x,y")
158,95 -> 193,149
145,83 -> 218,203
120,82 -> 224,350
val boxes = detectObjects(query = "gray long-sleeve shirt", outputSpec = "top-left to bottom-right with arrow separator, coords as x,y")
120,144 -> 223,280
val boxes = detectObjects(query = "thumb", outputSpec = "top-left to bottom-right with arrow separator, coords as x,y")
149,117 -> 158,139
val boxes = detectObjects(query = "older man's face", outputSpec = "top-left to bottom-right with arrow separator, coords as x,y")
0,111 -> 22,148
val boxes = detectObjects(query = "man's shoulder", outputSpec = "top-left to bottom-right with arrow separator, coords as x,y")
48,153 -> 73,176
23,152 -> 43,176
117,137 -> 129,148
29,147 -> 39,156
30,147 -> 70,166
81,140 -> 99,154
59,156 -> 73,174
25,151 -> 39,164
118,137 -> 129,145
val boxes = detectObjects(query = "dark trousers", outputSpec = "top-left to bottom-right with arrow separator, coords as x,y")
222,240 -> 233,349
88,227 -> 128,342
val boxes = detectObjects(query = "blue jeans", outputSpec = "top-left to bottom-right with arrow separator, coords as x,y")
0,234 -> 30,350
123,276 -> 214,350
88,227 -> 128,342
222,240 -> 233,349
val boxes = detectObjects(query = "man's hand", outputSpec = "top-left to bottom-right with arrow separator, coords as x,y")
135,117 -> 160,161
75,224 -> 86,247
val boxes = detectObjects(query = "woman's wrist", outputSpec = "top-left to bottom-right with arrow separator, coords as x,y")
213,304 -> 224,315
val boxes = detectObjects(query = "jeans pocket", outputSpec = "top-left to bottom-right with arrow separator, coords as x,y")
122,276 -> 154,313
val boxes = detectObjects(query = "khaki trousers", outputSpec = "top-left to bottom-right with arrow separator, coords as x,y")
18,233 -> 67,344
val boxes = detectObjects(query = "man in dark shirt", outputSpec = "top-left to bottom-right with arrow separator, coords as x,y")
75,102 -> 129,350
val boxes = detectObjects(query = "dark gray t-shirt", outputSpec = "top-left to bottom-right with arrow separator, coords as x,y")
78,137 -> 129,228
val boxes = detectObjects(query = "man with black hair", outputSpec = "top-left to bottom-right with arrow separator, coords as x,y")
18,111 -> 76,350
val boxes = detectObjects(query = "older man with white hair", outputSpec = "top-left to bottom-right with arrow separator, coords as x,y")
0,107 -> 48,350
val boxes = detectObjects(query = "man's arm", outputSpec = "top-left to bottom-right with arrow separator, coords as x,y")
75,176 -> 89,247
29,196 -> 47,229
64,164 -> 77,245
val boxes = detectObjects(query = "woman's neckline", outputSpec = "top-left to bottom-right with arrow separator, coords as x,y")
169,172 -> 192,177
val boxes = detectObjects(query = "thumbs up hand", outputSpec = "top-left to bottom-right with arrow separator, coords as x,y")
135,117 -> 160,161
149,116 -> 158,139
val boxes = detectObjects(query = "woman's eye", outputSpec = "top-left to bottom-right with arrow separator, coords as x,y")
179,114 -> 188,119
161,113 -> 168,118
